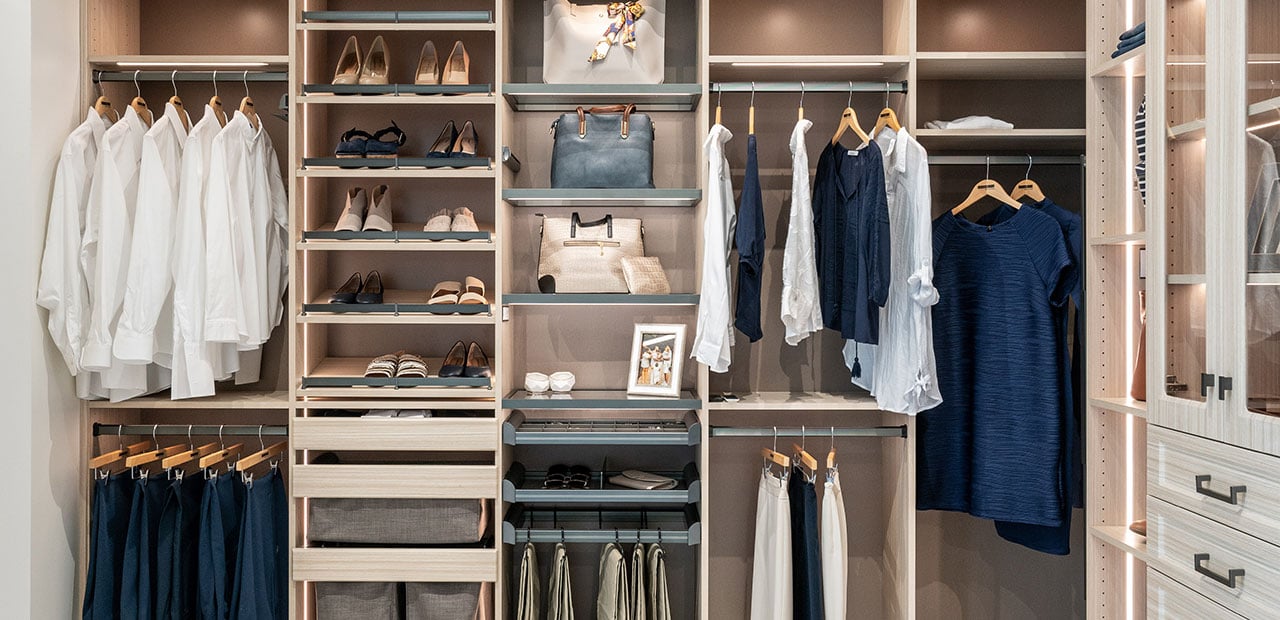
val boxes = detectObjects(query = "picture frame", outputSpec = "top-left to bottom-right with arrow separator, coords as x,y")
626,323 -> 687,397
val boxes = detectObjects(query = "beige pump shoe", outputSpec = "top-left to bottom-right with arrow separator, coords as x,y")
359,36 -> 390,85
415,41 -> 440,85
442,41 -> 470,85
332,36 -> 362,85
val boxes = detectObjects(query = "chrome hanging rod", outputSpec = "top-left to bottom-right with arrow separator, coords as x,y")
712,81 -> 908,94
709,425 -> 907,438
93,423 -> 288,437
94,70 -> 287,83
927,155 -> 1085,166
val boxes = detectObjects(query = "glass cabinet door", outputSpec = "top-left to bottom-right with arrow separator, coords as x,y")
1164,0 -> 1209,403
1242,0 -> 1280,417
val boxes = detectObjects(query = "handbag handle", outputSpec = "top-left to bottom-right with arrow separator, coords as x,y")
576,104 -> 637,139
570,212 -> 613,238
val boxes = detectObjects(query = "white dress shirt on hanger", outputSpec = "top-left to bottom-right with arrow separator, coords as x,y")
693,124 -> 737,373
114,102 -> 190,367
36,108 -> 109,399
781,118 -> 823,346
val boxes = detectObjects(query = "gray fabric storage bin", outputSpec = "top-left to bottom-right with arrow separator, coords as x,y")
405,582 -> 487,620
315,582 -> 399,620
309,498 -> 486,545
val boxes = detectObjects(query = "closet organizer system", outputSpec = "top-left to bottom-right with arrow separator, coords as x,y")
67,0 -> 1280,619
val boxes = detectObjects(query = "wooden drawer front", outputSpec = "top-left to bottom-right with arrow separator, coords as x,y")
1149,567 -> 1244,619
1148,497 -> 1280,618
1149,425 -> 1280,542
293,548 -> 496,582
292,464 -> 498,499
292,417 -> 497,452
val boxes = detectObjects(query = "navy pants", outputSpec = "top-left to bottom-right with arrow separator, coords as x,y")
788,467 -> 823,619
199,473 -> 245,620
121,475 -> 167,620
156,475 -> 205,618
83,473 -> 135,620
734,134 -> 765,342
231,468 -> 288,620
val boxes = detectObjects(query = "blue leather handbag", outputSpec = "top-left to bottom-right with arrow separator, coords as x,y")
550,104 -> 654,188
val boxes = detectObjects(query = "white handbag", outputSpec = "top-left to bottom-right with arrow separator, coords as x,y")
538,213 -> 644,293
543,0 -> 666,84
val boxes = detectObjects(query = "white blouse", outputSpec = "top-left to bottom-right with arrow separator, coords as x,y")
780,118 -> 823,346
693,124 -> 737,373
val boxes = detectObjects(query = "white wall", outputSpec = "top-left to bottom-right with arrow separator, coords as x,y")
0,0 -> 86,616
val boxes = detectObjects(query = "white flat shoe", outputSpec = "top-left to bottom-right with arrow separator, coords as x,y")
363,184 -> 392,232
549,371 -> 575,393
335,187 -> 367,232
525,372 -> 550,394
451,207 -> 479,232
424,208 -> 453,232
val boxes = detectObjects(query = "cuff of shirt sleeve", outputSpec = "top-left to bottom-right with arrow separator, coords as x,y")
112,329 -> 155,364
908,264 -> 940,307
204,319 -> 241,344
81,342 -> 113,371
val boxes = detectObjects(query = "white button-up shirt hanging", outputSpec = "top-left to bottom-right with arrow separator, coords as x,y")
114,102 -> 190,367
204,111 -> 288,349
37,108 -> 108,399
846,127 -> 942,415
81,105 -> 171,399
780,118 -> 823,346
693,124 -> 736,373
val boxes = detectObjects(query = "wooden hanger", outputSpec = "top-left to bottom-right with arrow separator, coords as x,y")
88,439 -> 153,472
235,441 -> 287,472
714,85 -> 722,126
762,426 -> 791,470
124,442 -> 187,469
1010,156 -> 1047,202
832,82 -> 870,146
871,83 -> 902,137
239,71 -> 259,131
797,82 -> 805,122
209,70 -> 228,128
166,71 -> 191,133
952,179 -> 1022,215
91,71 -> 118,121
792,443 -> 818,474
199,443 -> 244,470
129,70 -> 153,127
161,427 -> 221,470
826,427 -> 837,470
748,82 -> 756,135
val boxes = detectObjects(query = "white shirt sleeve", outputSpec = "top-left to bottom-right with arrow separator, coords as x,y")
114,127 -> 177,363
80,136 -> 131,371
781,119 -> 823,346
203,131 -> 247,344
692,126 -> 736,373
37,123 -> 95,375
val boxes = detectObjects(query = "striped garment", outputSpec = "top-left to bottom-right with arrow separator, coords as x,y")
1135,96 -> 1147,206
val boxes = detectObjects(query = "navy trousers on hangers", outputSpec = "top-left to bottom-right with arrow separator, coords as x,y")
199,472 -> 245,620
83,473 -> 135,620
121,474 -> 167,620
156,475 -> 205,619
230,468 -> 288,620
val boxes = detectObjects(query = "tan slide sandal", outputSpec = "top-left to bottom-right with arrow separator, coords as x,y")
460,276 -> 486,305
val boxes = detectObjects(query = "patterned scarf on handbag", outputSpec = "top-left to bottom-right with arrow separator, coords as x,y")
589,2 -> 644,62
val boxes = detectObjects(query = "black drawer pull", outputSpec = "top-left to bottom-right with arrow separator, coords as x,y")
1194,553 -> 1245,589
1219,376 -> 1233,400
1195,474 -> 1246,505
1201,373 -> 1216,397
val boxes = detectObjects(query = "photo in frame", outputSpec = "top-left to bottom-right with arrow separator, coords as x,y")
626,323 -> 686,397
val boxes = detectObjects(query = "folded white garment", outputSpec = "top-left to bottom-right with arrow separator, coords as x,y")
925,115 -> 1015,130
396,409 -> 432,418
609,470 -> 678,490
363,409 -> 398,418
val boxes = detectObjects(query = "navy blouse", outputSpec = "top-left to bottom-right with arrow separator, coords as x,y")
919,206 -> 1077,531
812,140 -> 890,343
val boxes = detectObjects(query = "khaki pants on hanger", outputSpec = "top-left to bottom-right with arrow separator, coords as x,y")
750,471 -> 793,620
548,543 -> 574,620
647,544 -> 672,620
597,543 -> 631,620
516,543 -> 540,620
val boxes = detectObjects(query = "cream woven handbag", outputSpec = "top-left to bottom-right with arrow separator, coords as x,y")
538,213 -> 644,293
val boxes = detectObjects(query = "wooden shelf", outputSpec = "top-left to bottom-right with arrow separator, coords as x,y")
502,188 -> 701,208
1249,272 -> 1280,285
292,548 -> 497,583
1090,396 -> 1148,419
916,52 -> 1087,79
1089,232 -> 1147,246
1091,48 -> 1147,78
292,464 -> 499,499
296,93 -> 496,105
84,390 -> 289,409
299,225 -> 495,251
503,390 -> 702,411
502,84 -> 702,112
1168,273 -> 1207,285
88,54 -> 289,68
297,166 -> 495,179
1090,525 -> 1150,563
707,55 -> 910,82
301,290 -> 495,323
300,357 -> 495,399
503,293 -> 699,306
914,128 -> 1086,150
706,391 -> 880,411
292,416 -> 498,452
1170,118 -> 1206,141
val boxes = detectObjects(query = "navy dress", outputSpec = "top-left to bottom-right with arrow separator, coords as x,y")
919,206 -> 1077,533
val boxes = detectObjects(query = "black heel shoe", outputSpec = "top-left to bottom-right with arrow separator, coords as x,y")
427,120 -> 458,158
356,270 -> 384,304
330,272 -> 362,303
450,120 -> 478,161
463,341 -> 492,378
438,340 -> 467,377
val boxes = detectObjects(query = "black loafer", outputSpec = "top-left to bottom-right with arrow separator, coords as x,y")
566,465 -> 591,489
356,270 -> 384,304
330,272 -> 361,303
438,340 -> 467,377
542,464 -> 569,489
463,341 -> 492,378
